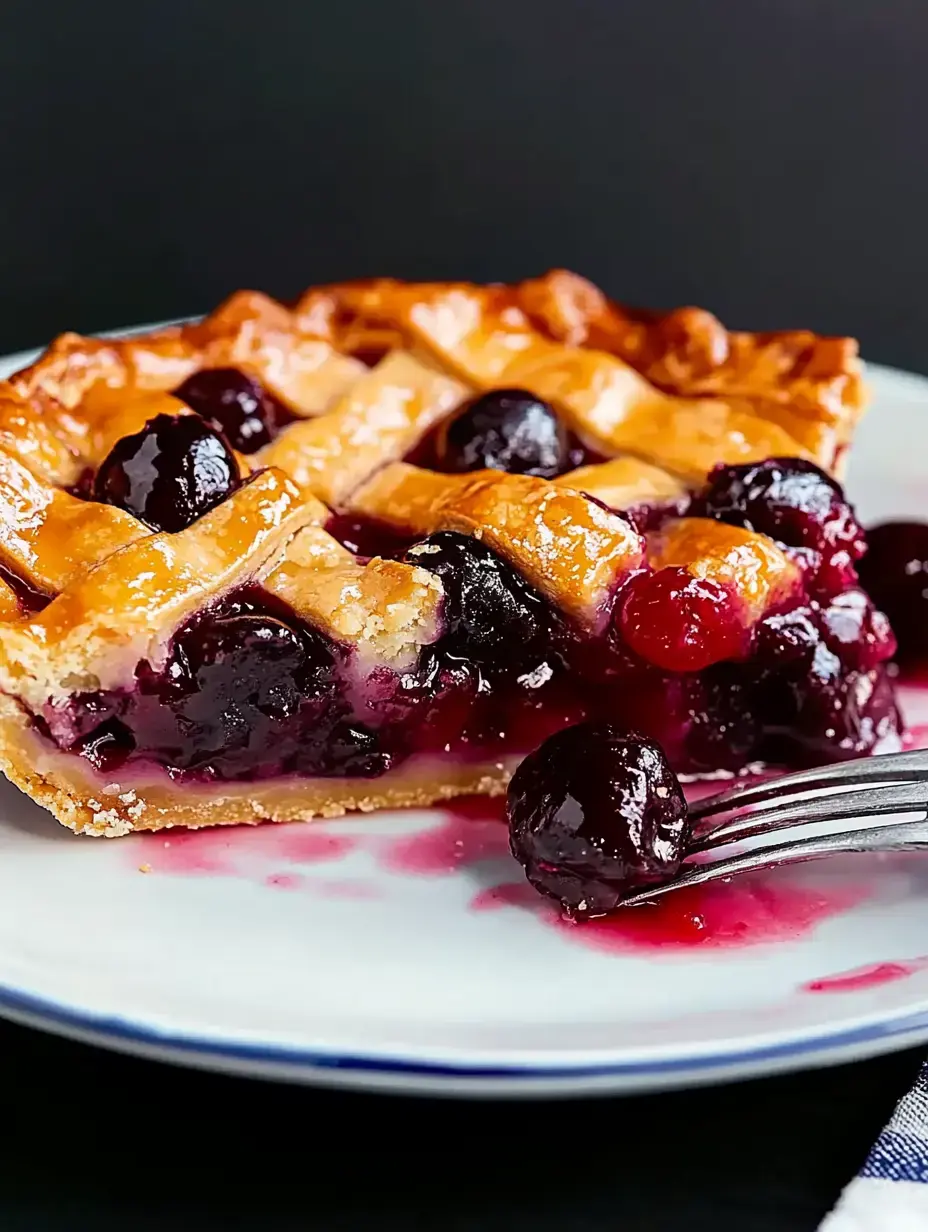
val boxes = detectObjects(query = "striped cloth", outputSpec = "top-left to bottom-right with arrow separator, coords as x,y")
821,1061 -> 928,1229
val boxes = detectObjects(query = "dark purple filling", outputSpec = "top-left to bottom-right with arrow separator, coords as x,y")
44,586 -> 392,781
0,561 -> 52,614
36,461 -> 903,783
410,388 -> 597,477
323,513 -> 417,561
173,368 -> 296,454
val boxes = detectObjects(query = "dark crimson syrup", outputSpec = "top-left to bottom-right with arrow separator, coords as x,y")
323,513 -> 416,560
549,876 -> 866,953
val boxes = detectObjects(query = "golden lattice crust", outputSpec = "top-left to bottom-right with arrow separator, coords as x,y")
0,270 -> 869,833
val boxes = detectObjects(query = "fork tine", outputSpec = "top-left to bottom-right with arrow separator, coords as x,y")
691,779 -> 928,852
687,748 -> 928,823
617,816 -> 928,909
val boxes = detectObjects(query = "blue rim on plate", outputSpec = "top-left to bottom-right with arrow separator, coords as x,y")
2,979 -> 928,1090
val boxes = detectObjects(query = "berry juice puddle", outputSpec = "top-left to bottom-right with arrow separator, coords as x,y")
133,792 -> 877,955
25,374 -> 901,792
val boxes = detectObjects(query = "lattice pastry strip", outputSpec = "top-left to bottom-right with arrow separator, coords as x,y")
349,464 -> 645,623
648,517 -> 798,622
258,349 -> 470,505
319,275 -> 865,467
554,456 -> 688,510
261,525 -> 443,668
0,389 -> 81,487
0,447 -> 146,596
0,469 -> 327,708
11,291 -> 368,426
343,283 -> 838,478
514,270 -> 865,438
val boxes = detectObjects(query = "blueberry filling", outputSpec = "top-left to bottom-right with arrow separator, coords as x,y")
47,589 -> 390,781
94,413 -> 240,533
38,460 -> 902,782
430,388 -> 572,478
173,368 -> 295,454
405,532 -> 557,676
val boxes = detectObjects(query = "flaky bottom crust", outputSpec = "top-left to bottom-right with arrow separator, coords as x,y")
0,698 -> 515,836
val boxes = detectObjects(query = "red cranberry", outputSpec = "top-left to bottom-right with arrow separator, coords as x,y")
857,521 -> 928,666
433,388 -> 570,477
174,368 -> 291,453
698,458 -> 865,572
93,414 -> 240,533
507,723 -> 689,916
619,567 -> 748,672
405,532 -> 551,670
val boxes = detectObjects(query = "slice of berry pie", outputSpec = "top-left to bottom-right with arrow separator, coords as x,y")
0,270 -> 900,835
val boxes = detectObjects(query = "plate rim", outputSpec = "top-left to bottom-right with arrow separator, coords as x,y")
3,976 -> 928,1095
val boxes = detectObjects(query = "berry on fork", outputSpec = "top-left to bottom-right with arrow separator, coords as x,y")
507,723 -> 689,916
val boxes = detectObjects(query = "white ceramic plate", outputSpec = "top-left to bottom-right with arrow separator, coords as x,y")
1,343 -> 928,1098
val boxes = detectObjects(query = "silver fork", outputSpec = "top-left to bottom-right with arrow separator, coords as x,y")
618,748 -> 928,907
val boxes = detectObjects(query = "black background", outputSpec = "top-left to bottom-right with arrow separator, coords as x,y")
2,1 -> 927,1227
2,0 -> 927,372
0,1019 -> 922,1232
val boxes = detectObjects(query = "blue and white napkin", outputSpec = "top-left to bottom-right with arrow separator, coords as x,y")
821,1060 -> 928,1229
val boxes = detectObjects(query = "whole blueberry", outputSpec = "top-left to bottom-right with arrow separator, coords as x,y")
857,521 -> 928,666
405,531 -> 549,668
507,723 -> 689,916
174,367 -> 291,453
94,413 -> 240,532
698,458 -> 865,563
433,388 -> 570,477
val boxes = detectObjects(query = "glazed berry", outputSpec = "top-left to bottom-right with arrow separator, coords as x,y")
619,567 -> 747,672
78,718 -> 136,774
173,368 -> 291,453
147,611 -> 337,772
699,458 -> 865,564
433,388 -> 570,477
94,414 -> 240,533
819,588 -> 895,672
857,521 -> 928,666
173,613 -> 336,714
406,531 -> 549,668
786,664 -> 901,765
507,723 -> 689,916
